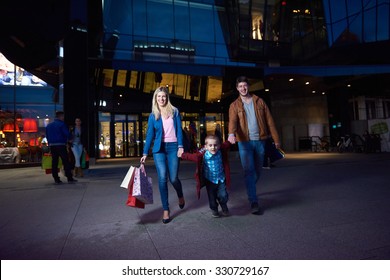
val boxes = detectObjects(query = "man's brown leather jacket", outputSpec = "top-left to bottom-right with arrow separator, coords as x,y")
228,94 -> 280,144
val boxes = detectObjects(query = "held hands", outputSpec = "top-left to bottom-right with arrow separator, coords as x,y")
275,143 -> 281,149
228,135 -> 236,144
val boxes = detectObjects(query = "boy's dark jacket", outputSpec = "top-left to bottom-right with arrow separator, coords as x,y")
181,141 -> 231,199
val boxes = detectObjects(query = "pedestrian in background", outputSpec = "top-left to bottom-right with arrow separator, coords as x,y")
70,118 -> 86,177
45,111 -> 77,184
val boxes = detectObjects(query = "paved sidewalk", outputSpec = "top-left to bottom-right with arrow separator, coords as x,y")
1,152 -> 390,260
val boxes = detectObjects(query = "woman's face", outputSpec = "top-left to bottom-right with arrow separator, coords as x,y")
156,91 -> 167,107
75,118 -> 81,125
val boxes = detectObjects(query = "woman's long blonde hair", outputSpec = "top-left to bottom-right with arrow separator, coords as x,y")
151,86 -> 177,120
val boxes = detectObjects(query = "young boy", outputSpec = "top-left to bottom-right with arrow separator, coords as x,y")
181,135 -> 231,217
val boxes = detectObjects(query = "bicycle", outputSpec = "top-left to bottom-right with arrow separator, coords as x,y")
337,135 -> 353,153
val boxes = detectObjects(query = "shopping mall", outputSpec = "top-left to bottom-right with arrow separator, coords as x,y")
1,0 -> 390,166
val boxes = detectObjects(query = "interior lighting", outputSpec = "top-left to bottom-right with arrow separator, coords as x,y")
3,123 -> 20,132
289,78 -> 294,82
23,118 -> 38,132
305,81 -> 310,85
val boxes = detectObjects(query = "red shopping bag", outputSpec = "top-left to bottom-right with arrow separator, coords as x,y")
124,166 -> 145,209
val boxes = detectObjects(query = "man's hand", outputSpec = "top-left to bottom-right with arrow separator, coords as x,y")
228,135 -> 236,144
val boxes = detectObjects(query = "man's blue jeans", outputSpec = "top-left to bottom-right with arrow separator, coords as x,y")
237,140 -> 265,204
153,142 -> 183,210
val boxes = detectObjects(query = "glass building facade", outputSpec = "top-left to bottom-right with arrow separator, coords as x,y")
0,53 -> 61,164
1,0 -> 390,165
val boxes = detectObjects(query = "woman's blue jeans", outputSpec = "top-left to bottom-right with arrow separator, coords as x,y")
237,140 -> 265,204
71,143 -> 83,167
153,142 -> 183,210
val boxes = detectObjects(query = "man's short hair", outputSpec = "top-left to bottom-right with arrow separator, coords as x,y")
236,76 -> 249,87
55,111 -> 64,118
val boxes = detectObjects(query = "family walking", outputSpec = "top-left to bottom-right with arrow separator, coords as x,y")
140,76 -> 280,223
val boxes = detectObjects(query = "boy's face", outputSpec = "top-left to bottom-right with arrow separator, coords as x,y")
205,139 -> 220,155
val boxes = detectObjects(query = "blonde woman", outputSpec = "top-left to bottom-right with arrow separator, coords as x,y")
140,86 -> 185,224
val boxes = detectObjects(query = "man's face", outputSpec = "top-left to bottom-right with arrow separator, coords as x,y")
236,82 -> 249,97
205,139 -> 220,155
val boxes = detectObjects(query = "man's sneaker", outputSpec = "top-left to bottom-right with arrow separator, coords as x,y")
68,178 -> 78,183
211,210 -> 220,218
221,205 -> 230,216
221,209 -> 230,217
54,179 -> 62,184
251,202 -> 264,215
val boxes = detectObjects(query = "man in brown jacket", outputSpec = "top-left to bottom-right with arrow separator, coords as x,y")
228,76 -> 280,215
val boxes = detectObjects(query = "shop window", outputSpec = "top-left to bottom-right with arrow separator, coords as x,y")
116,70 -> 127,87
206,77 -> 222,103
366,100 -> 376,120
384,101 -> 390,118
102,69 -> 114,87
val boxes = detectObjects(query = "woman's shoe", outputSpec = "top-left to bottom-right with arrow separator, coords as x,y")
162,210 -> 171,224
179,197 -> 185,209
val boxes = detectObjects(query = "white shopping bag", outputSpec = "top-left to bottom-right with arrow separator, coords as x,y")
120,165 -> 136,189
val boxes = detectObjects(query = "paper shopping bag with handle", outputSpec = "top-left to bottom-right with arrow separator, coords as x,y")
122,165 -> 145,208
41,153 -> 62,174
120,165 -> 136,189
132,164 -> 153,204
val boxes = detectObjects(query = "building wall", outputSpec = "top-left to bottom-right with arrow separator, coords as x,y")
272,94 -> 329,151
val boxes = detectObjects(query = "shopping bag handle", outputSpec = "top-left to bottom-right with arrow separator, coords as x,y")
139,163 -> 147,176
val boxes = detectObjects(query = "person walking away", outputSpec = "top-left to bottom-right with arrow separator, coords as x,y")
140,86 -> 185,224
45,111 -> 77,184
70,118 -> 86,177
214,123 -> 223,144
228,76 -> 280,215
181,135 -> 231,218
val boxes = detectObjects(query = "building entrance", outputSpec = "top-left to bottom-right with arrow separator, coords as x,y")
98,113 -> 140,158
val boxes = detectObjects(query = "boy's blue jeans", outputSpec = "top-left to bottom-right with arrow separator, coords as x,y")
153,142 -> 183,210
237,140 -> 265,204
205,179 -> 229,211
